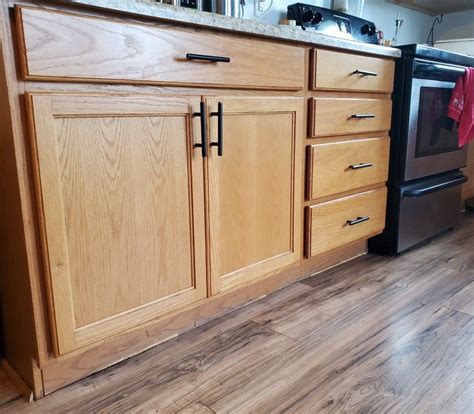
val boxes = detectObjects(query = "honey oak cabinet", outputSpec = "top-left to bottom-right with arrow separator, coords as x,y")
206,97 -> 303,294
0,0 -> 396,397
26,93 -> 208,354
26,93 -> 304,354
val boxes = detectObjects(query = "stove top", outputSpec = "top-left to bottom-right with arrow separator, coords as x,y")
287,3 -> 378,44
397,44 -> 474,67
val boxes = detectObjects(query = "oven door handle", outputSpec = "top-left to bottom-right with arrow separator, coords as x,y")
404,175 -> 467,197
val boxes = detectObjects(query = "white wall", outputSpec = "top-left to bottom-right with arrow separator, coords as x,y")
435,10 -> 474,41
243,0 -> 437,45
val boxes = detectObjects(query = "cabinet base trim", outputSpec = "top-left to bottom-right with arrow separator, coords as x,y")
2,359 -> 34,402
40,240 -> 367,395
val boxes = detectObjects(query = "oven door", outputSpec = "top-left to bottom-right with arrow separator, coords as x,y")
403,60 -> 468,182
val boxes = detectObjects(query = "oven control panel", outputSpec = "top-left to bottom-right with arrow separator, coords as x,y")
287,3 -> 378,44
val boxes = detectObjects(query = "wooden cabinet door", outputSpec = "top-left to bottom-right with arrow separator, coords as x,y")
206,97 -> 303,294
27,94 -> 207,354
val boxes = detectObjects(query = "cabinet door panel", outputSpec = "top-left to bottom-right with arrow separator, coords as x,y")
207,97 -> 303,294
27,94 -> 206,354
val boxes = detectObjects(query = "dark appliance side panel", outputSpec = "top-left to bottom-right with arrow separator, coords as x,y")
388,56 -> 413,185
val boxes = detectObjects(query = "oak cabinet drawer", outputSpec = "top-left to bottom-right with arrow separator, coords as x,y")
16,7 -> 304,90
307,137 -> 390,200
311,49 -> 395,93
309,98 -> 392,137
305,188 -> 387,257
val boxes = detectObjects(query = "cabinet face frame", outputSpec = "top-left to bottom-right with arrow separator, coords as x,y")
205,97 -> 303,295
26,93 -> 208,355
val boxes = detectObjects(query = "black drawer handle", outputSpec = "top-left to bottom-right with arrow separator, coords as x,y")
347,216 -> 370,226
193,102 -> 207,158
210,102 -> 224,156
404,175 -> 468,197
349,163 -> 373,170
186,53 -> 230,63
350,114 -> 376,119
351,69 -> 378,76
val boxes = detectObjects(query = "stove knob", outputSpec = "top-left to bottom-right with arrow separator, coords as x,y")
311,12 -> 323,25
302,10 -> 314,24
361,23 -> 376,36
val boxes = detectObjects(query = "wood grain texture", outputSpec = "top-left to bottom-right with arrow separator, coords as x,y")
0,0 -> 397,399
39,240 -> 365,395
27,93 -> 207,354
1,360 -> 33,403
444,281 -> 474,316
16,7 -> 304,90
0,2 -> 48,396
306,188 -> 387,257
311,48 -> 395,93
207,97 -> 303,294
306,137 -> 390,200
309,97 -> 392,137
3,214 -> 473,413
0,367 -> 21,405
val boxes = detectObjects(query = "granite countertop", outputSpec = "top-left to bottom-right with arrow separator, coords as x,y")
63,0 -> 401,58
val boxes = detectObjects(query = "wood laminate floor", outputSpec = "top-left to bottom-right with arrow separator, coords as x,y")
2,214 -> 474,413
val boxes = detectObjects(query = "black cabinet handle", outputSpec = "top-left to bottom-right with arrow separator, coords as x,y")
349,163 -> 373,170
347,216 -> 370,226
404,175 -> 467,197
350,114 -> 376,119
351,69 -> 378,76
210,102 -> 224,156
186,53 -> 230,63
193,102 -> 207,158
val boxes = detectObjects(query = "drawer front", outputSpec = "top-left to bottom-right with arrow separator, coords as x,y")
306,188 -> 387,257
311,49 -> 395,93
307,137 -> 390,200
16,7 -> 304,90
309,98 -> 392,137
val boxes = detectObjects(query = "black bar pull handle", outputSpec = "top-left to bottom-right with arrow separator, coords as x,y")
347,216 -> 370,226
186,53 -> 230,63
210,102 -> 224,156
351,69 -> 378,76
349,163 -> 373,170
350,114 -> 376,119
193,102 -> 207,158
404,174 -> 468,197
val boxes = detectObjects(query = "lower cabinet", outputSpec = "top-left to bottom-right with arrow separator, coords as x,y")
27,93 -> 303,354
206,97 -> 303,294
27,94 -> 208,354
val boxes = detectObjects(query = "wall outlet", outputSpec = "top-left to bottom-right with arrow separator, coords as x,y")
255,0 -> 266,14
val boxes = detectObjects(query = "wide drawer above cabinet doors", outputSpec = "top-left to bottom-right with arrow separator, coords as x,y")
309,98 -> 392,137
307,137 -> 390,200
16,6 -> 305,90
305,188 -> 387,257
311,49 -> 395,93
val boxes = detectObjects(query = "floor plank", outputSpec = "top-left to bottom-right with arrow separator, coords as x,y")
2,214 -> 474,413
199,264 -> 473,413
444,281 -> 474,316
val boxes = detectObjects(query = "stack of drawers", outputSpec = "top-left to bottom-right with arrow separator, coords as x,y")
305,49 -> 395,257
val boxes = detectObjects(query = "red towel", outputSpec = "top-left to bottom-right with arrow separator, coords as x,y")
447,67 -> 474,147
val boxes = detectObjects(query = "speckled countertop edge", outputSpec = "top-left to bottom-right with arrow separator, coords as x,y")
62,0 -> 401,58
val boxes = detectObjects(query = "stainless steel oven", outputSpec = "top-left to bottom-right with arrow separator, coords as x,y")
369,45 -> 473,255
402,59 -> 468,181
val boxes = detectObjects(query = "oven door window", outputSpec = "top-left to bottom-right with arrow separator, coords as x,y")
415,86 -> 460,158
